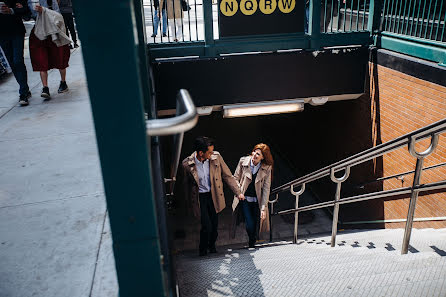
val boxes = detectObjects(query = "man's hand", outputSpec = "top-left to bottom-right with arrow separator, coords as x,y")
238,193 -> 245,200
35,4 -> 43,12
260,209 -> 266,220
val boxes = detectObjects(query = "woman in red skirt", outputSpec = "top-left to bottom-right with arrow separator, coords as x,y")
29,0 -> 70,100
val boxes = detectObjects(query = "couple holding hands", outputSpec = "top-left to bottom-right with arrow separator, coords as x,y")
182,136 -> 273,256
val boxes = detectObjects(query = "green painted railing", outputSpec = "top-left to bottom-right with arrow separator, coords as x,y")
146,0 -> 372,59
144,0 -> 445,65
377,0 -> 446,64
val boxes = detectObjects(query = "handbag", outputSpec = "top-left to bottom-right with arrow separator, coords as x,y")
181,0 -> 190,11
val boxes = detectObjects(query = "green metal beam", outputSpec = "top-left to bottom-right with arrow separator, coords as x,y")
320,32 -> 372,47
147,32 -> 372,60
378,34 -> 446,65
71,1 -> 166,296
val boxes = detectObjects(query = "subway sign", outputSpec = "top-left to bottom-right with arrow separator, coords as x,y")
218,0 -> 305,38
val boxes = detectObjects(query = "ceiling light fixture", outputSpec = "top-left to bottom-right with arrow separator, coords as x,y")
223,100 -> 304,118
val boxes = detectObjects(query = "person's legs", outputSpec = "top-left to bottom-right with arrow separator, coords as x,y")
152,8 -> 160,36
199,193 -> 212,255
40,71 -> 48,87
58,68 -> 68,93
59,68 -> 66,81
39,71 -> 51,99
63,13 -> 77,45
176,19 -> 183,40
168,20 -> 177,41
3,35 -> 30,96
161,9 -> 167,35
208,198 -> 218,252
241,200 -> 256,247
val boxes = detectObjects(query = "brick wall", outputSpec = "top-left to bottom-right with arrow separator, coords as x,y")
369,63 -> 446,228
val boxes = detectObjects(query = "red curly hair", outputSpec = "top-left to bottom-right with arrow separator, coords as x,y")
252,143 -> 274,167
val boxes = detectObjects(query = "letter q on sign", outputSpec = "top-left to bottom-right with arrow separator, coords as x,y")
240,0 -> 258,15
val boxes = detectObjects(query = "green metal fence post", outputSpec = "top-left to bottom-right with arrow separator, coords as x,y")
203,0 -> 216,56
72,0 -> 166,296
368,0 -> 382,36
309,0 -> 322,49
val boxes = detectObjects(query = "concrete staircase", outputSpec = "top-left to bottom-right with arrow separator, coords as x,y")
175,228 -> 446,297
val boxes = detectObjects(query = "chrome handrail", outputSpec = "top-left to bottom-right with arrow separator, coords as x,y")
268,118 -> 446,254
147,89 -> 198,136
355,162 -> 446,188
271,119 -> 446,195
147,89 -> 198,195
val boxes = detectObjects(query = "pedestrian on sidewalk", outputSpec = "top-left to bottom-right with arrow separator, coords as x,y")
181,136 -> 244,256
0,0 -> 32,106
28,0 -> 71,100
159,0 -> 183,42
57,0 -> 78,48
151,0 -> 167,38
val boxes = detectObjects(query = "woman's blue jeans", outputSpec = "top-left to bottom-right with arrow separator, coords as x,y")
241,200 -> 259,246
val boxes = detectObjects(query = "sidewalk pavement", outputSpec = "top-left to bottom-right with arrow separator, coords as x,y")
0,46 -> 118,297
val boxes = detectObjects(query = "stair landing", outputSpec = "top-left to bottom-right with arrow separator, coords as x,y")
175,228 -> 446,297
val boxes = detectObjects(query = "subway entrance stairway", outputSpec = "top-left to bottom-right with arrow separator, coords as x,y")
175,228 -> 446,297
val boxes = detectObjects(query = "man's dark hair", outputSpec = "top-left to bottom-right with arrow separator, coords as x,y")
194,136 -> 214,154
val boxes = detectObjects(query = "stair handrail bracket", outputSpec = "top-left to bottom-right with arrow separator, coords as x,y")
146,89 -> 198,136
268,118 -> 446,254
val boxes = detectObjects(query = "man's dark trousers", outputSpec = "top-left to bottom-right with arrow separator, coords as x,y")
199,192 -> 218,253
0,34 -> 29,96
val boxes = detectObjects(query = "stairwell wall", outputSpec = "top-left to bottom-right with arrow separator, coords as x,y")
367,49 -> 446,229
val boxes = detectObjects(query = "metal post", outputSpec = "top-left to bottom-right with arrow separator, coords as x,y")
402,134 -> 439,254
291,184 -> 306,243
72,0 -> 166,296
269,199 -> 274,242
203,0 -> 215,56
269,193 -> 278,242
309,0 -> 321,49
368,0 -> 383,35
330,166 -> 350,247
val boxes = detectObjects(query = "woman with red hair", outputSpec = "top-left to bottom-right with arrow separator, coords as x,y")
232,143 -> 273,248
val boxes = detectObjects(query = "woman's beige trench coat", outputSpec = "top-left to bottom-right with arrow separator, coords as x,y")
231,156 -> 272,239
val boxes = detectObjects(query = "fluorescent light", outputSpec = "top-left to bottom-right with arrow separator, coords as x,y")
223,100 -> 304,118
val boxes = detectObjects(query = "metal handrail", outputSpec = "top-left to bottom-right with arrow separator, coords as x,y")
277,180 -> 446,216
355,162 -> 446,188
146,89 -> 198,136
271,118 -> 446,195
147,89 -> 198,195
268,118 -> 446,254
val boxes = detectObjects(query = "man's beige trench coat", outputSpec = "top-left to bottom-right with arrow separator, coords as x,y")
181,151 -> 241,218
231,156 -> 272,238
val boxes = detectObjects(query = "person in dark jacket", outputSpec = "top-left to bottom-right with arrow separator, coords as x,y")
0,0 -> 32,106
151,0 -> 167,38
57,0 -> 77,48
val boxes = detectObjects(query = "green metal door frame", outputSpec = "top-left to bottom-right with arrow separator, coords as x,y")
72,1 -> 166,296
